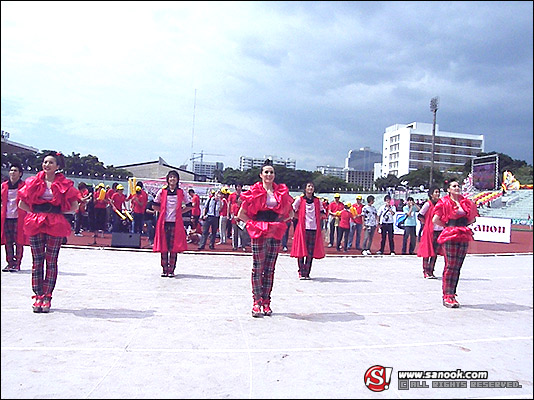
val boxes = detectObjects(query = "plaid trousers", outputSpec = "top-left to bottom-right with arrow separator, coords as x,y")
161,222 -> 178,273
298,229 -> 317,277
251,236 -> 281,303
3,218 -> 24,267
422,231 -> 442,276
29,233 -> 63,296
442,241 -> 469,296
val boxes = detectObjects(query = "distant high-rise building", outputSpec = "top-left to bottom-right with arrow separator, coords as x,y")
239,155 -> 296,171
345,170 -> 375,190
382,122 -> 484,177
345,147 -> 382,171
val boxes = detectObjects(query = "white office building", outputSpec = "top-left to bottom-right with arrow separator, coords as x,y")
316,165 -> 345,180
382,122 -> 484,177
192,161 -> 224,179
239,155 -> 296,171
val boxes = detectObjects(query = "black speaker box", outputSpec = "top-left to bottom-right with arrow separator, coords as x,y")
111,232 -> 141,249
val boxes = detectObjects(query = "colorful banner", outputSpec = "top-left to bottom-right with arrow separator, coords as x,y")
501,170 -> 520,192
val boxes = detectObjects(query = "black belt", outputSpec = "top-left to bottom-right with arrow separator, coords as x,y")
33,203 -> 61,214
254,210 -> 279,222
446,217 -> 468,227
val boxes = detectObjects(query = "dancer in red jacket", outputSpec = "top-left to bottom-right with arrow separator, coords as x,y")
152,170 -> 191,278
290,182 -> 325,279
416,185 -> 443,279
432,179 -> 478,308
18,152 -> 80,313
1,163 -> 28,272
238,160 -> 294,317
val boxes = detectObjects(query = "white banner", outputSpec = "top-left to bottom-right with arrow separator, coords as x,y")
471,216 -> 511,243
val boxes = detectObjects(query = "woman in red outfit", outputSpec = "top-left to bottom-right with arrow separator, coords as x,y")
416,185 -> 443,279
18,152 -> 80,313
238,160 -> 294,317
152,170 -> 192,278
290,182 -> 325,279
432,179 -> 478,308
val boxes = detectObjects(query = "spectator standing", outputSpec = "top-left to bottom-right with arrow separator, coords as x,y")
1,163 -> 28,272
188,189 -> 201,230
74,182 -> 91,236
280,220 -> 291,252
327,193 -> 344,248
198,190 -> 220,250
228,183 -> 243,208
105,183 -> 118,232
377,194 -> 396,255
18,152 -> 80,313
361,195 -> 378,255
432,179 -> 478,308
230,196 -> 245,250
401,197 -> 419,255
93,183 -> 107,234
218,188 -> 229,245
347,194 -> 364,250
337,202 -> 352,252
417,186 -> 443,279
321,198 -> 329,239
127,181 -> 148,234
144,192 -> 157,245
238,160 -> 293,317
152,170 -> 192,277
110,184 -> 127,233
85,184 -> 95,233
290,182 -> 325,279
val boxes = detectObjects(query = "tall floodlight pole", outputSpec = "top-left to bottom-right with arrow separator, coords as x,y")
190,89 -> 197,168
429,96 -> 439,188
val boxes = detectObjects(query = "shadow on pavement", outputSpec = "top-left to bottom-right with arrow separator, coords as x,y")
309,277 -> 372,283
280,311 -> 365,323
54,308 -> 157,319
461,303 -> 533,312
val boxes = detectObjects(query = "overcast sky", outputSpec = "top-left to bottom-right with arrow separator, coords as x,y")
2,1 -> 532,172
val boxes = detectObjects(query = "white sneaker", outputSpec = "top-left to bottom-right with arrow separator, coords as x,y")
376,250 -> 383,255
390,252 -> 396,255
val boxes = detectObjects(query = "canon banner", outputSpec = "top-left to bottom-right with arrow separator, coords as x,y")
471,217 -> 511,244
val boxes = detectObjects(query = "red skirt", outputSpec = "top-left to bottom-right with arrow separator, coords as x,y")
23,212 -> 72,238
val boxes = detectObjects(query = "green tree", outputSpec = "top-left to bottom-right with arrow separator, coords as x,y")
374,174 -> 400,190
1,150 -> 132,177
398,167 -> 445,188
514,165 -> 533,185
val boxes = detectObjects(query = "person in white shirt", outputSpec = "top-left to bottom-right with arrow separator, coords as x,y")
377,194 -> 396,255
361,195 -> 378,255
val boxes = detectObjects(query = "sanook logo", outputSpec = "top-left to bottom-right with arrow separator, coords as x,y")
364,365 -> 393,392
398,370 -> 489,380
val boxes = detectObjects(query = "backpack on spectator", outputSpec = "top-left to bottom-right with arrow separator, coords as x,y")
396,214 -> 408,230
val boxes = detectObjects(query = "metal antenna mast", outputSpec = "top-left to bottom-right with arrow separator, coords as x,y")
190,89 -> 197,161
